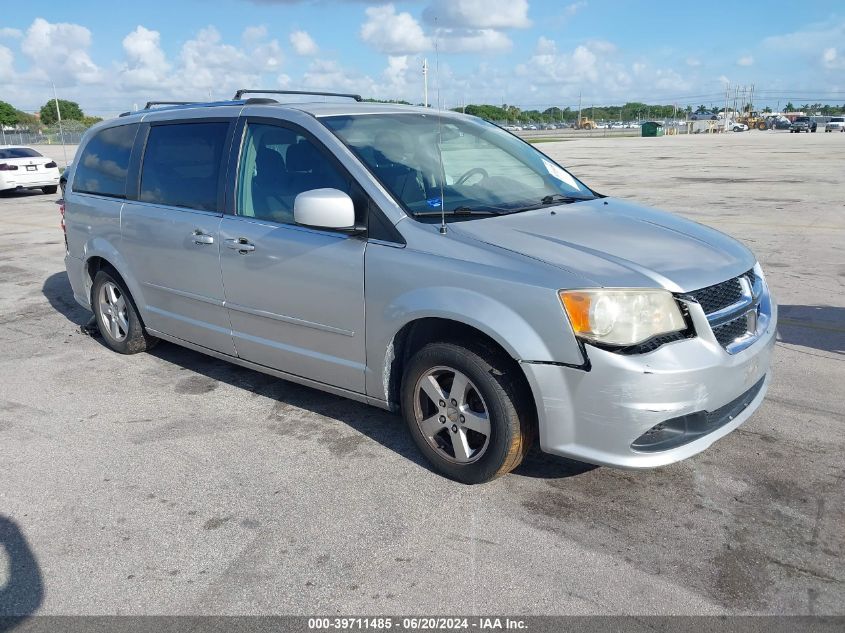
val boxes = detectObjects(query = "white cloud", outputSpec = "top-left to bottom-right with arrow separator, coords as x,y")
120,26 -> 170,90
423,0 -> 531,29
438,28 -> 511,53
361,4 -> 431,55
176,26 -> 283,96
0,45 -> 14,82
513,37 -> 692,101
242,25 -> 268,46
762,18 -> 845,53
562,1 -> 586,18
0,27 -> 23,40
290,30 -> 319,56
736,55 -> 754,66
302,58 -> 377,94
822,47 -> 845,70
685,57 -> 701,67
536,36 -> 556,55
517,38 -> 625,90
21,18 -> 102,85
762,18 -> 845,72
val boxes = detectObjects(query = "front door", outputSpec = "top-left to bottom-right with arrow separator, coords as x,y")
219,120 -> 367,393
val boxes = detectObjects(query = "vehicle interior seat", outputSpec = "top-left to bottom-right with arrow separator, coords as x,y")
251,145 -> 292,223
370,132 -> 427,205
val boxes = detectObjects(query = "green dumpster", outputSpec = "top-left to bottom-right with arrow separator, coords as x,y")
641,121 -> 664,137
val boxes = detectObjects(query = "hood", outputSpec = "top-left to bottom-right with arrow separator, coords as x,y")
450,198 -> 755,292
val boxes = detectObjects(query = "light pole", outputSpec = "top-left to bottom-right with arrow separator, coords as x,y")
51,81 -> 69,168
422,59 -> 428,108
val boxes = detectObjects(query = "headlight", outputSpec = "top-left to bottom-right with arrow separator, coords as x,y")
559,288 -> 686,346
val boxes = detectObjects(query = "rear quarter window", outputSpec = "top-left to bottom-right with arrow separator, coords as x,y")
72,124 -> 139,198
139,122 -> 229,211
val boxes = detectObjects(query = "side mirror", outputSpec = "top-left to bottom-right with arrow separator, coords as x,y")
294,188 -> 355,231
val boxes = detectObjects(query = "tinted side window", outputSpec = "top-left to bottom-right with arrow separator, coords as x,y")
237,123 -> 349,224
140,122 -> 228,211
72,124 -> 138,198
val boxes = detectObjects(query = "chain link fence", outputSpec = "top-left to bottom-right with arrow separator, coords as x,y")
1,120 -> 90,147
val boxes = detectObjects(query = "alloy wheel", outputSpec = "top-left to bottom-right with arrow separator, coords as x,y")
98,281 -> 129,342
412,366 -> 491,464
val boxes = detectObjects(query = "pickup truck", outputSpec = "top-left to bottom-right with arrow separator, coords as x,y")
789,116 -> 817,133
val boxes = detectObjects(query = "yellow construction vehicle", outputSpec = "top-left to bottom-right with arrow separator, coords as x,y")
736,111 -> 768,131
577,117 -> 598,130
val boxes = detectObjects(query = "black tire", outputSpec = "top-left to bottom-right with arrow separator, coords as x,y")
400,341 -> 534,484
42,185 -> 58,194
91,269 -> 158,354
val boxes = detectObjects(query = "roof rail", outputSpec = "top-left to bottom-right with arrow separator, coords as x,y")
144,101 -> 199,110
233,89 -> 363,102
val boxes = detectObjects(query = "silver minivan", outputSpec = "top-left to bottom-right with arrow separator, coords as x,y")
63,91 -> 776,483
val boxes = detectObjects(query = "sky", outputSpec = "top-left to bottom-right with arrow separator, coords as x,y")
2,0 -> 845,117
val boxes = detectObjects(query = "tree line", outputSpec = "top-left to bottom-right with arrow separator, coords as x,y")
454,101 -> 845,123
0,99 -> 103,129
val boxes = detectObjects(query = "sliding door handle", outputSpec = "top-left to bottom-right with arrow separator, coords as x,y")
225,238 -> 255,253
192,231 -> 214,245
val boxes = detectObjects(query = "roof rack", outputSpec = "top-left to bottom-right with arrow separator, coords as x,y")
144,101 -> 199,110
233,89 -> 363,102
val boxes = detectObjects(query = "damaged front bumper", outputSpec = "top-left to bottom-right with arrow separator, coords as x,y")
522,291 -> 777,469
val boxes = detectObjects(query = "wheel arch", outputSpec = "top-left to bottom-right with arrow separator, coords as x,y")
81,241 -> 146,319
382,316 -> 538,426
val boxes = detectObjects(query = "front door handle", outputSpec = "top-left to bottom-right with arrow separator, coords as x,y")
192,230 -> 214,245
225,238 -> 256,253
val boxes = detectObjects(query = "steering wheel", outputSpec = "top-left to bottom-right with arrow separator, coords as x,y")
455,167 -> 489,186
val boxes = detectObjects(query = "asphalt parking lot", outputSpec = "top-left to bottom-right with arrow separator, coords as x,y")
1,131 -> 843,616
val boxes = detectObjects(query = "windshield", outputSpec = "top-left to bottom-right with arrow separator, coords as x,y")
0,147 -> 42,159
322,113 -> 595,219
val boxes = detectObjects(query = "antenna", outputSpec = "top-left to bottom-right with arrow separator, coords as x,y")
434,18 -> 447,235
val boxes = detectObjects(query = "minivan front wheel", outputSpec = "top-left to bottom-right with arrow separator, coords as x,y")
91,270 -> 157,354
401,342 -> 533,484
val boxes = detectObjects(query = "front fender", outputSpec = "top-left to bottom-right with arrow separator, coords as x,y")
366,285 -> 585,404
386,286 -> 556,362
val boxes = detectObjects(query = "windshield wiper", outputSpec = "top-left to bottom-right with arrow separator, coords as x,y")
414,206 -> 503,217
540,193 -> 586,205
504,194 -> 594,213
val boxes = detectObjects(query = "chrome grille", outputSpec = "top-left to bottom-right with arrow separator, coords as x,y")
689,269 -> 754,315
684,267 -> 769,354
713,315 -> 750,347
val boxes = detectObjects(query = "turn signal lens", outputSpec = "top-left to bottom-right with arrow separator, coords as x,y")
559,289 -> 686,346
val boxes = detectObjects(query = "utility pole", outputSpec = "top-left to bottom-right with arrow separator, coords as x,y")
51,81 -> 69,169
422,59 -> 428,108
578,91 -> 582,126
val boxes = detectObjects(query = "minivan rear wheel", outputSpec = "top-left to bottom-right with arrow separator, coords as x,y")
401,342 -> 533,484
91,270 -> 158,354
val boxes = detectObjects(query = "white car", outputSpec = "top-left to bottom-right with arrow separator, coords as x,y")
825,117 -> 845,132
0,146 -> 61,194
